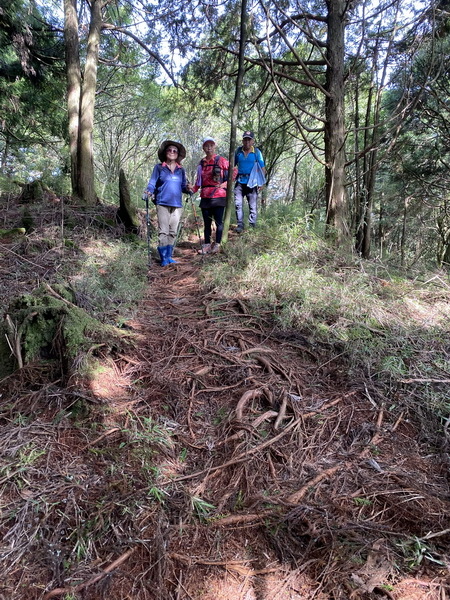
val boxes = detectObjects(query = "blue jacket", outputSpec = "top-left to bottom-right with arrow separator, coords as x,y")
146,163 -> 189,207
235,146 -> 265,185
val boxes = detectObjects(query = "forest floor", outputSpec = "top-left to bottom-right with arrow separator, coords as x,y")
0,197 -> 449,600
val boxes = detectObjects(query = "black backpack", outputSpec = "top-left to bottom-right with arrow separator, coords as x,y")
201,155 -> 228,184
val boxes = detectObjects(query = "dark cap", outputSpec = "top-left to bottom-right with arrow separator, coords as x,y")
242,131 -> 254,140
158,140 -> 186,162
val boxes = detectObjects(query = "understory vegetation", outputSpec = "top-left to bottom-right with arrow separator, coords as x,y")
205,202 -> 450,428
1,195 -> 449,599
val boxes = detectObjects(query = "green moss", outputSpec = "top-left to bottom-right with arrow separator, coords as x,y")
5,283 -> 133,375
0,334 -> 16,377
0,228 -> 26,238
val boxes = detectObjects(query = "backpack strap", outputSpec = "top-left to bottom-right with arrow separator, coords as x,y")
201,155 -> 228,188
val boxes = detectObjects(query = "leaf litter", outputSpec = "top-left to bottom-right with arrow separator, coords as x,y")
0,195 -> 449,600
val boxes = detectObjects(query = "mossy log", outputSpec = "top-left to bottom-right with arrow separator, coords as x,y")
0,282 -> 133,379
116,169 -> 140,233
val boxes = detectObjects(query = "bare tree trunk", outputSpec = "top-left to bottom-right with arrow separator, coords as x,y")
378,196 -> 384,255
64,0 -> 81,196
117,169 -> 140,233
325,0 -> 348,241
290,154 -> 300,203
222,0 -> 248,242
78,0 -> 102,205
400,196 -> 409,267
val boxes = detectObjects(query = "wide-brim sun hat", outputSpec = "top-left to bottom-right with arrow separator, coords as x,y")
158,140 -> 186,162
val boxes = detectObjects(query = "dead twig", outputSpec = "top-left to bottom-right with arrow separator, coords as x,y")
399,378 -> 450,384
285,465 -> 343,504
274,394 -> 288,430
210,511 -> 273,526
4,314 -> 23,368
82,427 -> 121,450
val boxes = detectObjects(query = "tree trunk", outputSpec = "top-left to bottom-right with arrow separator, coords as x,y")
400,196 -> 408,267
64,0 -> 81,196
222,0 -> 248,243
290,154 -> 300,203
117,169 -> 140,233
78,0 -> 102,205
325,1 -> 348,241
378,197 -> 384,256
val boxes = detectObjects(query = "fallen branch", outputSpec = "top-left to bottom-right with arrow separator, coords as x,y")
82,427 -> 121,450
4,314 -> 23,368
210,511 -> 273,526
43,547 -> 136,599
44,283 -> 79,309
236,389 -> 265,420
239,346 -> 274,357
286,406 -> 384,504
285,464 -> 343,504
0,243 -> 43,268
399,378 -> 450,384
169,553 -> 278,576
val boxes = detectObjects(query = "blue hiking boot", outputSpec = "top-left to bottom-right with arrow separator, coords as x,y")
158,245 -> 170,267
167,245 -> 178,264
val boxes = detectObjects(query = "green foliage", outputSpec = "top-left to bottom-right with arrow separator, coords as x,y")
0,0 -> 66,181
202,201 -> 450,416
69,239 -> 148,324
396,536 -> 446,569
191,495 -> 216,522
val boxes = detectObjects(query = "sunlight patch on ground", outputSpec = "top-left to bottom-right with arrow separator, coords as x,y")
402,296 -> 450,327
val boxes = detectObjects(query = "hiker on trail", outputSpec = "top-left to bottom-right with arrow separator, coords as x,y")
234,131 -> 266,233
145,140 -> 193,267
192,136 -> 230,255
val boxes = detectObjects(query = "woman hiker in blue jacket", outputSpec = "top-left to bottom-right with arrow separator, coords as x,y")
145,140 -> 193,266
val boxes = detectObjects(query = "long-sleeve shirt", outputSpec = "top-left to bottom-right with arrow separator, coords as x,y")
146,162 -> 189,208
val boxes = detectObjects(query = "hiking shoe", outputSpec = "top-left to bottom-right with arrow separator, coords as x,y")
210,243 -> 220,254
235,225 -> 244,233
198,243 -> 211,254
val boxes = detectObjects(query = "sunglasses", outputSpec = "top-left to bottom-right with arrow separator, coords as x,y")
167,148 -> 179,153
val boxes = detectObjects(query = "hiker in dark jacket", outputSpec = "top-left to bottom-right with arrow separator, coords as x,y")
192,136 -> 230,254
234,131 -> 266,232
145,140 -> 193,266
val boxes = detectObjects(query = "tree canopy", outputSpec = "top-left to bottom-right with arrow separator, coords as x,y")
1,0 -> 449,265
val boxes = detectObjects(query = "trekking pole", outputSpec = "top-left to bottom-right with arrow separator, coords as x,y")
143,192 -> 152,268
189,192 -> 205,254
173,196 -> 189,251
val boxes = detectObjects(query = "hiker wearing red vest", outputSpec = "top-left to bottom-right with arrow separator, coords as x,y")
192,137 -> 230,254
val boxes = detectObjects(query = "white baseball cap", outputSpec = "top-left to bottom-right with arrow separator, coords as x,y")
202,136 -> 216,145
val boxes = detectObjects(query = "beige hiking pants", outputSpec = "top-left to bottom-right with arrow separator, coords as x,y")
156,205 -> 183,246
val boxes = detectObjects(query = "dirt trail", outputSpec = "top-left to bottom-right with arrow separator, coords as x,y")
1,223 -> 449,600
84,242 -> 450,600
